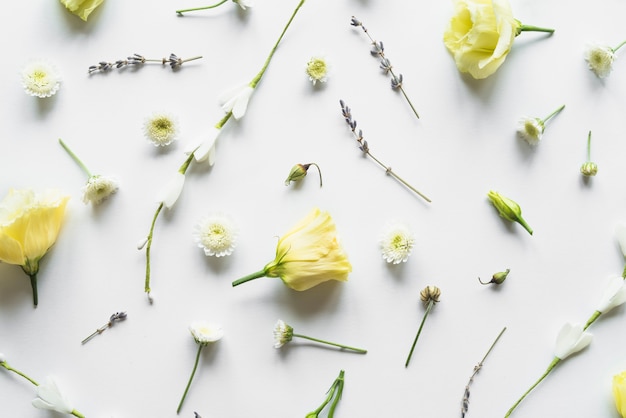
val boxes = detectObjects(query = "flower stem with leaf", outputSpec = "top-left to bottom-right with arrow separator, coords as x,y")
305,370 -> 345,418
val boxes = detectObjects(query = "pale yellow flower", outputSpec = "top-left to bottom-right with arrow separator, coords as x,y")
59,0 -> 104,21
21,61 -> 61,98
614,371 -> 626,417
232,208 -> 352,291
0,189 -> 69,306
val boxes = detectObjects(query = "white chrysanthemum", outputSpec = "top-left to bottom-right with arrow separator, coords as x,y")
21,61 -> 61,98
31,377 -> 74,414
143,113 -> 179,146
305,56 -> 330,85
273,319 -> 293,348
82,175 -> 118,205
517,117 -> 544,146
232,0 -> 253,10
189,321 -> 224,345
194,214 -> 238,257
584,43 -> 615,78
218,83 -> 255,120
380,223 -> 415,264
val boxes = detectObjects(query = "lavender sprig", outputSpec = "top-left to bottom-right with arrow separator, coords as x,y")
88,53 -> 202,74
339,100 -> 431,203
350,16 -> 420,119
81,311 -> 128,344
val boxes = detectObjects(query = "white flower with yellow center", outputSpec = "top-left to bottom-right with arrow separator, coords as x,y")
82,175 -> 118,205
143,113 -> 179,146
305,56 -> 330,85
189,321 -> 224,345
380,222 -> 415,264
517,117 -> 544,145
21,61 -> 61,98
584,41 -> 626,78
194,214 -> 238,257
273,319 -> 294,348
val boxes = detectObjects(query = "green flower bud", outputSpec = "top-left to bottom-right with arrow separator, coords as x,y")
284,162 -> 322,187
479,269 -> 510,285
580,162 -> 598,177
487,191 -> 533,235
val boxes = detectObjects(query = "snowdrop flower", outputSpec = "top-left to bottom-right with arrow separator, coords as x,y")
157,172 -> 185,209
271,319 -> 366,353
585,40 -> 626,78
21,61 -> 61,98
305,56 -> 330,85
218,83 -> 255,120
178,322 -> 223,414
143,113 -> 179,147
191,127 -> 222,165
616,222 -> 626,258
32,377 -> 78,416
59,139 -> 118,205
554,322 -> 592,360
193,214 -> 238,257
595,275 -> 626,314
380,222 -> 415,264
516,105 -> 565,146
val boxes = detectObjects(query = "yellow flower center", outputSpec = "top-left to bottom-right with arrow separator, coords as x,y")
306,58 -> 328,81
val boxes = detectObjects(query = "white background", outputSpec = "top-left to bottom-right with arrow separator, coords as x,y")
2,0 -> 626,417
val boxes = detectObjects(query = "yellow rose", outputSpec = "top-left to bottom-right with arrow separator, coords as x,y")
444,0 -> 519,79
614,371 -> 626,417
59,0 -> 104,21
0,189 -> 69,306
232,208 -> 351,291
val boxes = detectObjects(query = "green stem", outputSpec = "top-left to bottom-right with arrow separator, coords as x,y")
176,0 -> 228,14
71,410 -> 86,418
515,215 -> 533,236
249,0 -> 306,88
177,345 -> 203,414
622,264 -> 626,279
232,269 -> 267,287
215,112 -> 232,130
405,300 -> 434,367
517,25 -> 555,35
398,85 -> 420,119
613,40 -> 626,53
541,105 -> 565,125
29,273 -> 38,307
58,138 -> 92,178
504,357 -> 560,417
584,310 -> 601,331
586,131 -> 592,161
0,362 -> 39,386
144,203 -> 164,301
293,334 -> 367,354
327,370 -> 345,417
308,163 -> 323,187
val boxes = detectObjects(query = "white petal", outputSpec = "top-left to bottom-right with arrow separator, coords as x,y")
596,275 -> 626,313
554,322 -> 592,360
232,86 -> 254,120
32,377 -> 73,413
0,353 -> 5,363
218,83 -> 248,113
616,222 -> 626,258
193,128 -> 221,164
136,237 -> 148,250
158,172 -> 185,209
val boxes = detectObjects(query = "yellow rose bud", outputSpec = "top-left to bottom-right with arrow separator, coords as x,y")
614,371 -> 626,417
232,208 -> 351,291
59,0 -> 104,21
0,189 -> 69,306
487,190 -> 533,235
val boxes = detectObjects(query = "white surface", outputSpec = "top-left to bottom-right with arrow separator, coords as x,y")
2,0 -> 626,417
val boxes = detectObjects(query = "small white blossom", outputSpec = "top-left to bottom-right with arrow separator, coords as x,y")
189,321 -> 224,345
82,175 -> 118,205
584,43 -> 616,78
517,117 -> 544,146
193,214 -> 238,257
305,56 -> 330,85
232,0 -> 254,10
380,222 -> 415,264
616,222 -> 626,258
191,127 -> 221,165
218,83 -> 255,120
21,61 -> 61,98
273,319 -> 294,348
143,113 -> 179,147
31,377 -> 74,414
158,172 -> 185,209
553,322 -> 593,360
596,275 -> 626,314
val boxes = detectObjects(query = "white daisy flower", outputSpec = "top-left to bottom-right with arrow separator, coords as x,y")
232,0 -> 254,10
305,56 -> 330,85
189,321 -> 224,345
31,377 -> 74,414
193,214 -> 238,257
380,222 -> 415,264
273,319 -> 294,348
584,43 -> 618,78
82,175 -> 118,205
21,61 -> 61,98
517,117 -> 544,146
143,113 -> 179,146
218,83 -> 255,120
